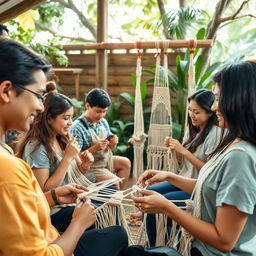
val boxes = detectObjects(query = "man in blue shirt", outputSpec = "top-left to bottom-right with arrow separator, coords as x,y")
70,88 -> 131,190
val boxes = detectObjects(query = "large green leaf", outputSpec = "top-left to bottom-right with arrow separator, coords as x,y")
120,92 -> 135,107
167,69 -> 178,85
196,27 -> 206,40
195,55 -> 203,83
176,55 -> 187,89
141,82 -> 147,101
142,69 -> 155,75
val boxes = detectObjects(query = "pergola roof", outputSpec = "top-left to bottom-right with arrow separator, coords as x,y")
0,0 -> 45,23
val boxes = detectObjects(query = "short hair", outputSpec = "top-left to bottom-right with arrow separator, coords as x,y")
0,24 -> 9,35
85,88 -> 111,108
0,39 -> 51,95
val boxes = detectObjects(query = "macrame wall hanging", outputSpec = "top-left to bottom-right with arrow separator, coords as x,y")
146,41 -> 176,172
129,42 -> 148,179
184,39 -> 197,131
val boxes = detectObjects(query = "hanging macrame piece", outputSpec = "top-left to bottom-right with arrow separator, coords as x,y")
188,39 -> 196,96
184,39 -> 197,130
129,42 -> 148,179
146,41 -> 176,171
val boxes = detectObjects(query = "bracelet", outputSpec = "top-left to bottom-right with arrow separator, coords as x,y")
51,188 -> 60,205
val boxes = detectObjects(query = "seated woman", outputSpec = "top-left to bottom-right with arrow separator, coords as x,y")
16,82 -> 96,232
150,89 -> 224,200
132,61 -> 256,256
131,89 -> 225,246
0,38 -> 128,256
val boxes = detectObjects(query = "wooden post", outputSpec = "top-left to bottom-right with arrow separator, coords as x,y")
96,0 -> 108,90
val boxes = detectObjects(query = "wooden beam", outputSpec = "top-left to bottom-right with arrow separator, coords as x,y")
0,0 -> 46,23
62,40 -> 213,51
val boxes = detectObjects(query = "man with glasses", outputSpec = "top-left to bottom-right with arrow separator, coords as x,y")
14,83 -> 45,103
0,39 -> 128,256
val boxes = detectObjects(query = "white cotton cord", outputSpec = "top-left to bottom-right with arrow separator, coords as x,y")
119,205 -> 135,245
166,219 -> 180,249
185,40 -> 197,132
155,213 -> 168,246
129,43 -> 147,179
67,159 -> 93,187
107,147 -> 114,172
146,43 -> 172,171
136,213 -> 150,246
166,147 -> 179,173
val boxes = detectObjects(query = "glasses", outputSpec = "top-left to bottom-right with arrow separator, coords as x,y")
14,84 -> 45,103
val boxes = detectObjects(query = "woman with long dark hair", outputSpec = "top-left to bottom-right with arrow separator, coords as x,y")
17,82 -> 95,232
130,89 -> 224,246
133,61 -> 256,255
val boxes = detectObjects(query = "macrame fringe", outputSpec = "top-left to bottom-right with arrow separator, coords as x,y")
147,41 -> 174,172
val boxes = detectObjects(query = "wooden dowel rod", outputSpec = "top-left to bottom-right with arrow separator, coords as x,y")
62,40 -> 213,51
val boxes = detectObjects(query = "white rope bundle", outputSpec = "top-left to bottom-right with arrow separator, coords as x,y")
77,179 -> 148,245
129,44 -> 148,179
184,40 -> 197,131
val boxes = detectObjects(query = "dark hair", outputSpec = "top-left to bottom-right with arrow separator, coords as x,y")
0,24 -> 9,35
0,39 -> 51,95
211,61 -> 256,154
17,83 -> 74,163
183,89 -> 218,153
85,88 -> 111,108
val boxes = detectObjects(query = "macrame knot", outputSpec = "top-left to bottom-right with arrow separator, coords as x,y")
154,52 -> 160,58
185,199 -> 193,213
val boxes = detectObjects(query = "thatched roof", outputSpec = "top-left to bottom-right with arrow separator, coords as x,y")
0,0 -> 45,23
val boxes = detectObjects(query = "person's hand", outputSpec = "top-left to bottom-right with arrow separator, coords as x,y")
79,150 -> 94,171
55,184 -> 88,204
137,169 -> 170,187
164,136 -> 171,147
131,190 -> 171,214
64,138 -> 81,161
72,198 -> 96,230
93,139 -> 109,151
166,137 -> 186,155
108,135 -> 118,150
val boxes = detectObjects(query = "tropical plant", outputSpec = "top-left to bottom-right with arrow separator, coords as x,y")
8,10 -> 68,66
157,6 -> 209,40
166,28 -> 221,137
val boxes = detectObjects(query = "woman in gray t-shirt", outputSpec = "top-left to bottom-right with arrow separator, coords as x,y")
133,61 -> 256,256
144,89 -> 224,246
17,83 -> 93,232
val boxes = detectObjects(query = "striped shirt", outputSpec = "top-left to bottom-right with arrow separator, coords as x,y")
70,114 -> 111,150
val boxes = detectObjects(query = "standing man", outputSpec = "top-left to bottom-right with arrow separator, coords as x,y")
70,88 -> 131,190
